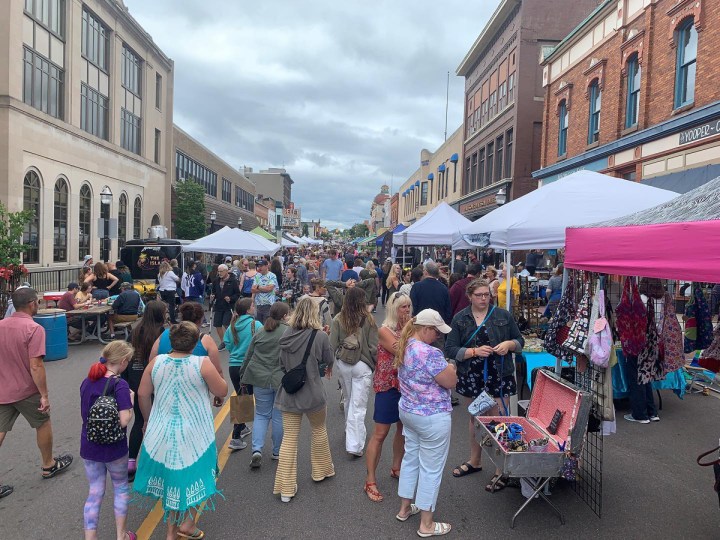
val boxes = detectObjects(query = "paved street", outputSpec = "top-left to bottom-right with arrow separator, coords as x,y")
1,304 -> 719,539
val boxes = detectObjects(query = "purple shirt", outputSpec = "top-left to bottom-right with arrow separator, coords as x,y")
80,376 -> 133,462
399,338 -> 452,416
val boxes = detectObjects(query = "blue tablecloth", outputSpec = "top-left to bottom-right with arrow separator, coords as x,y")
524,351 -> 571,390
612,349 -> 685,399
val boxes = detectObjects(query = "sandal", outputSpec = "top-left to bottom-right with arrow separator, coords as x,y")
364,482 -> 384,502
0,485 -> 13,499
390,468 -> 400,479
452,462 -> 482,478
396,503 -> 421,522
417,522 -> 452,537
41,454 -> 73,479
125,532 -> 137,540
485,474 -> 507,493
177,528 -> 205,539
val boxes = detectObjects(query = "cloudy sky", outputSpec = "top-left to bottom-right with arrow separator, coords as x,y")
124,0 -> 498,229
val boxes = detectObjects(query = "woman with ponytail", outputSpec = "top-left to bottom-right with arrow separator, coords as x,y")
393,309 -> 456,538
240,302 -> 290,467
80,341 -> 136,540
224,298 -> 262,450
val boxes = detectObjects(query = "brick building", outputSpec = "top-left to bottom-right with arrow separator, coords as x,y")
535,0 -> 720,190
455,0 -> 598,220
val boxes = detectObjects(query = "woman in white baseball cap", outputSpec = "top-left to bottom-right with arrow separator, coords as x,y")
393,309 -> 456,538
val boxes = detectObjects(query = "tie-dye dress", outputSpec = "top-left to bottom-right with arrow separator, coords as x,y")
133,354 -> 220,521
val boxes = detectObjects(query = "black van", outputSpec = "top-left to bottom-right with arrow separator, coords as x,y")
119,239 -> 192,299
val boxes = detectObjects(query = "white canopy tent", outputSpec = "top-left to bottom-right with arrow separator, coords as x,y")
454,170 -> 678,323
281,237 -> 299,248
396,202 -> 472,246
453,171 -> 679,251
183,226 -> 281,256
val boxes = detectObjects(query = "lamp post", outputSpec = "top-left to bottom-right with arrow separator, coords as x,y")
209,210 -> 217,233
495,187 -> 507,207
237,216 -> 243,229
100,186 -> 113,262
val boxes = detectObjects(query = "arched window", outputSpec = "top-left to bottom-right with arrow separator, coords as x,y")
674,18 -> 697,108
133,197 -> 142,239
79,184 -> 92,260
625,54 -> 641,128
587,80 -> 601,144
558,100 -> 568,156
23,171 -> 41,264
118,193 -> 127,254
53,178 -> 68,262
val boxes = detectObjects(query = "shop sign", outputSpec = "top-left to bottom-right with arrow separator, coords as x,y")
679,120 -> 720,145
459,194 -> 497,214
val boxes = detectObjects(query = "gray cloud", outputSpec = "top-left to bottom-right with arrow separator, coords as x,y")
124,0 -> 498,228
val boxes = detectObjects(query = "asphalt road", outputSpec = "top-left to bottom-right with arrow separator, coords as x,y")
1,304 -> 719,539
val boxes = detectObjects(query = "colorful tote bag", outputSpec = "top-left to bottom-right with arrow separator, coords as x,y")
563,281 -> 591,354
637,299 -> 663,385
615,277 -> 647,356
684,287 -> 714,353
588,288 -> 613,368
661,293 -> 685,374
544,278 -> 576,360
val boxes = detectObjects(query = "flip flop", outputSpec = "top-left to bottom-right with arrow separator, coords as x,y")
177,528 -> 205,540
452,462 -> 482,477
390,468 -> 400,479
396,503 -> 420,522
417,522 -> 452,537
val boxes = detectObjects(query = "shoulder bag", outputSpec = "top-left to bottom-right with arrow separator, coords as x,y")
281,330 -> 318,394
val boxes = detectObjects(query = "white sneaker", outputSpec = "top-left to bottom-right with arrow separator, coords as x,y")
240,426 -> 252,438
649,415 -> 660,422
228,438 -> 247,450
623,414 -> 650,424
280,485 -> 297,503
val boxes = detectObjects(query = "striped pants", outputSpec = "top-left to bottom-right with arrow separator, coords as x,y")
273,408 -> 335,498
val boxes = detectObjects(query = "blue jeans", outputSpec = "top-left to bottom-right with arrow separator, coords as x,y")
252,386 -> 283,455
398,409 -> 451,512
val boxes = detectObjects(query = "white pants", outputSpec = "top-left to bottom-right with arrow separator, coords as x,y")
335,360 -> 372,453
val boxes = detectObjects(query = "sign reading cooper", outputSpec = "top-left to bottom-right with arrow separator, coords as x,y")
459,195 -> 497,214
679,120 -> 720,145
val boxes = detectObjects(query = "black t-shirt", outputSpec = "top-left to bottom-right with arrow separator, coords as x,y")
94,276 -> 114,290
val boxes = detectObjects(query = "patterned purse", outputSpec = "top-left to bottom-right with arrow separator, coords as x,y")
637,299 -> 664,385
615,277 -> 647,356
544,279 -> 576,360
661,293 -> 685,374
563,282 -> 592,354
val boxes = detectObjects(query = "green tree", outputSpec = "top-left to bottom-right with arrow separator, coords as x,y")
0,201 -> 32,269
302,223 -> 309,237
348,223 -> 369,238
174,178 -> 207,240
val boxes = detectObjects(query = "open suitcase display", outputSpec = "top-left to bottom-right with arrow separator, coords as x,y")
475,369 -> 592,528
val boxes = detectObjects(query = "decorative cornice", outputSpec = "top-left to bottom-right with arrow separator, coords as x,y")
554,83 -> 573,114
621,30 -> 646,75
667,0 -> 703,47
583,59 -> 607,98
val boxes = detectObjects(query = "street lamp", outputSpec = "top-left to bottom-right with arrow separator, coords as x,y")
495,187 -> 507,206
100,186 -> 113,262
209,210 -> 217,232
237,216 -> 243,228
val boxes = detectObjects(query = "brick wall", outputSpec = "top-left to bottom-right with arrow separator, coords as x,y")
541,0 -> 720,169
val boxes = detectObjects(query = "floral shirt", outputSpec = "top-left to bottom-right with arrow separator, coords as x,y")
374,329 -> 399,393
399,338 -> 451,416
253,272 -> 278,306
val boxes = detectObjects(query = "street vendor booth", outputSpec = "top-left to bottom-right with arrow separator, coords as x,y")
183,226 -> 281,256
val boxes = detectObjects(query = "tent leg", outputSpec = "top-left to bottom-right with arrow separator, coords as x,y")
505,250 -> 511,311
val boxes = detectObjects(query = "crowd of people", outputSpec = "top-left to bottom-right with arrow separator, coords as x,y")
0,245 -> 542,539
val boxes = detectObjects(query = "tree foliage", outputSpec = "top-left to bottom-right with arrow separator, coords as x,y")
174,179 -> 207,240
0,201 -> 32,269
345,223 -> 369,239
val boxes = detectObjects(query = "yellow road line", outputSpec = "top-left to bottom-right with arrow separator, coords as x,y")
136,395 -> 233,540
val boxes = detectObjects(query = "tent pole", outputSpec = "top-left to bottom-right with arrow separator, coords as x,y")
505,250 -> 511,311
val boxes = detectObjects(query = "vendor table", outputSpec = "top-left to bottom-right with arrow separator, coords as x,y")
65,305 -> 112,345
612,349 -> 686,400
523,351 -> 572,392
43,291 -> 65,307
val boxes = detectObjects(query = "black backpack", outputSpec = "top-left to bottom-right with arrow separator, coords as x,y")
86,377 -> 124,445
281,330 -> 318,394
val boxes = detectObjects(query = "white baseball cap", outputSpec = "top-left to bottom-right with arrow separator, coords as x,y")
415,309 -> 451,334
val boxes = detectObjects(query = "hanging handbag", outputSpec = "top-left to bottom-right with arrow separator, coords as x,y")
230,387 -> 255,425
544,278 -> 576,360
467,355 -> 509,416
615,277 -> 647,356
637,299 -> 663,385
563,281 -> 592,354
661,293 -> 685,374
684,286 -> 714,353
281,330 -> 318,394
588,288 -> 613,368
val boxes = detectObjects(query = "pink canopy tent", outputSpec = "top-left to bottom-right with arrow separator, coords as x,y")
565,176 -> 720,281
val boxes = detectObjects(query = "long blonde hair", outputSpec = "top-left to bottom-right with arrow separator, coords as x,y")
393,317 -> 426,368
159,261 -> 171,278
289,297 -> 322,330
386,264 -> 401,288
383,292 -> 412,331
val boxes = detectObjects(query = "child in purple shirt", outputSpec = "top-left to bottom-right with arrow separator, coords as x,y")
79,341 -> 136,540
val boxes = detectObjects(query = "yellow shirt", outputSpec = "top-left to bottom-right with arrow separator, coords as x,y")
497,278 -> 519,309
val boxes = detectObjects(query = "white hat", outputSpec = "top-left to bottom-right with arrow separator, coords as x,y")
225,256 -> 232,262
415,309 -> 451,334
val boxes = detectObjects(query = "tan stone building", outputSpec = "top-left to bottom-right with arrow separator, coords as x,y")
397,125 -> 464,224
369,184 -> 390,233
244,166 -> 293,208
0,0 -> 175,266
172,125 -> 258,234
